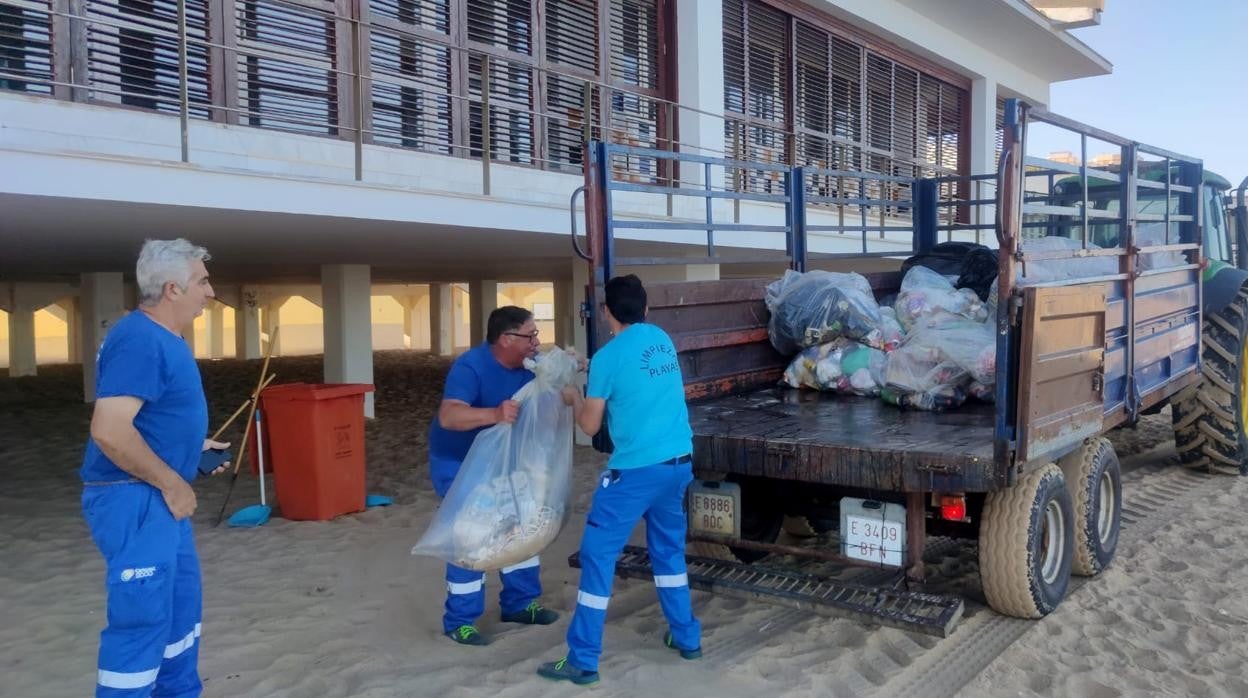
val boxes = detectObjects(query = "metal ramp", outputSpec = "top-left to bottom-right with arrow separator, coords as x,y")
569,545 -> 964,638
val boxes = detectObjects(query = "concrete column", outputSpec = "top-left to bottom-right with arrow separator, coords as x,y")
554,278 -> 574,349
183,321 -> 197,355
64,297 -> 81,363
322,264 -> 375,418
676,0 -> 725,189
6,309 -> 37,377
468,279 -> 498,347
262,299 -> 286,356
80,272 -> 126,402
970,78 -> 999,236
429,283 -> 454,356
399,288 -> 431,350
235,287 -> 261,360
206,303 -> 225,358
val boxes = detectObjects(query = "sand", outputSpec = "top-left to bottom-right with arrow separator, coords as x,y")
1,352 -> 1245,697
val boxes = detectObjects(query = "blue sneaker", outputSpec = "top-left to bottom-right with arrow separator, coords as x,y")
445,625 -> 489,646
501,601 -> 560,625
663,631 -> 702,660
537,657 -> 600,686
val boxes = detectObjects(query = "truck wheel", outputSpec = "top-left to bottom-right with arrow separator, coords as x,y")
979,463 -> 1074,618
1173,288 -> 1248,475
689,476 -> 783,564
1058,438 -> 1121,577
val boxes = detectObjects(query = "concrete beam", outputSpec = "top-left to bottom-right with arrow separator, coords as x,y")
468,279 -> 498,347
80,272 -> 126,402
429,283 -> 453,356
322,264 -> 375,418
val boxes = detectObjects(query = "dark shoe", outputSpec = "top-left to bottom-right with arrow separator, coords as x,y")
663,631 -> 702,660
537,657 -> 600,686
501,601 -> 560,625
445,625 -> 490,646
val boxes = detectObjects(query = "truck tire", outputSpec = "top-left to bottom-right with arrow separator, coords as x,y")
689,476 -> 783,564
979,463 -> 1074,618
1058,438 -> 1121,577
1172,288 -> 1248,475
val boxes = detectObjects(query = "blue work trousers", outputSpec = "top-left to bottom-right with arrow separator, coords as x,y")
83,483 -> 202,698
566,461 -> 701,671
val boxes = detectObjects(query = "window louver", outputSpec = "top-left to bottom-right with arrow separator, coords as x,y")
85,0 -> 212,116
544,0 -> 598,171
608,0 -> 660,182
236,0 -> 339,135
0,1 -> 54,94
368,0 -> 453,153
725,0 -> 967,197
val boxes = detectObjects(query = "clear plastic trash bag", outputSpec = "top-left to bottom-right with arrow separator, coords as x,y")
411,348 -> 578,571
781,338 -> 887,396
894,266 -> 989,332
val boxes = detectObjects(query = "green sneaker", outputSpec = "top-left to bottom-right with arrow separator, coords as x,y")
445,625 -> 489,646
537,657 -> 600,686
663,631 -> 702,660
501,601 -> 560,625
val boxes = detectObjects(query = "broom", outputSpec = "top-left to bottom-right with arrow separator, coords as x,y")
214,330 -> 278,527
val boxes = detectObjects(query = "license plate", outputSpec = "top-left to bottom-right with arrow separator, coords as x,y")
687,481 -> 741,539
843,512 -> 905,567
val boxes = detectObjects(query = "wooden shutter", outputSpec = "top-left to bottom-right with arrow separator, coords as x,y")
722,0 -> 788,193
235,0 -> 339,135
544,0 -> 598,172
466,0 -> 535,164
0,1 -> 55,94
369,0 -> 453,153
85,0 -> 212,115
607,0 -> 660,182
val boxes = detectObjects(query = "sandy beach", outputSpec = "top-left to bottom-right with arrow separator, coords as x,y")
1,352 -> 1245,697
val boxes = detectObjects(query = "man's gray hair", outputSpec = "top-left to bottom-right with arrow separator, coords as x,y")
136,239 -> 211,305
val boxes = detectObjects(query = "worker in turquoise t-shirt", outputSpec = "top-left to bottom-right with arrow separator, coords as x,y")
538,274 -> 702,686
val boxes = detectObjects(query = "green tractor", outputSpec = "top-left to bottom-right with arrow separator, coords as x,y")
1054,170 -> 1248,473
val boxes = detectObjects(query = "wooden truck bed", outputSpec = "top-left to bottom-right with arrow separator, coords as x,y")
687,386 -> 999,493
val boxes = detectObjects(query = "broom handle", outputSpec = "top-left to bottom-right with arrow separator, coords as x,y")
227,328 -> 278,477
210,372 -> 276,442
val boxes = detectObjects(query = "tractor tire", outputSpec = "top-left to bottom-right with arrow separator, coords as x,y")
1173,289 -> 1248,475
1058,438 -> 1122,577
979,463 -> 1074,618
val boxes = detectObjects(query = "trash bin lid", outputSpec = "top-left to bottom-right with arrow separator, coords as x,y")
261,383 -> 375,401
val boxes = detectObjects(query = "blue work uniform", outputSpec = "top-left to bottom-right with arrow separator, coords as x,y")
565,322 -> 701,672
80,311 -> 209,697
427,343 -> 542,632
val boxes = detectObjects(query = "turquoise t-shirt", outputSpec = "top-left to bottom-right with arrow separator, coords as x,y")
587,322 -> 693,469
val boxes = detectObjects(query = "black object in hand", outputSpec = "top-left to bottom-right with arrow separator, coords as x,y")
197,448 -> 232,477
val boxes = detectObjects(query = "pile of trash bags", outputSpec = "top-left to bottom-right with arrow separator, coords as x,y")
411,349 -> 577,571
770,260 -> 998,412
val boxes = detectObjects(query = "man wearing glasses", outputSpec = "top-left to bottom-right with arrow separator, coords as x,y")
427,306 -> 559,645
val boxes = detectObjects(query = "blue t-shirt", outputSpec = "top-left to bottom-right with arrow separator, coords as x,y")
428,343 -> 534,466
588,323 -> 693,469
80,311 -> 209,483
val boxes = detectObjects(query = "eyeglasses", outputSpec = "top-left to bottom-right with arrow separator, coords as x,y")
505,331 -> 540,342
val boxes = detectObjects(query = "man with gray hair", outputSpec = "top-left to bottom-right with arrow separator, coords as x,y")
80,239 -> 229,697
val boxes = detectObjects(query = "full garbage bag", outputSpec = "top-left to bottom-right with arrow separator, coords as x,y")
765,270 -> 885,355
894,266 -> 989,332
411,349 -> 577,571
881,319 -> 995,411
781,338 -> 887,396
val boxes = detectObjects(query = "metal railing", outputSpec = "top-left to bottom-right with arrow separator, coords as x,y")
0,0 -> 979,222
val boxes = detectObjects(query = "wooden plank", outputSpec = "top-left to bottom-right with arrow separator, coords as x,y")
1016,285 -> 1107,464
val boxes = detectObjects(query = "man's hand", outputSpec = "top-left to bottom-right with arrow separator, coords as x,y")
161,478 -> 197,520
561,386 -> 582,407
203,438 -> 231,476
565,348 -> 588,372
495,399 -> 520,425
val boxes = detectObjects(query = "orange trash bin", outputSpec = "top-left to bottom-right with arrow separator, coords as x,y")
257,382 -> 375,521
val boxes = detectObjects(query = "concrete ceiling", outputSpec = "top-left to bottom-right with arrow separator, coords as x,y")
0,193 -> 781,285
